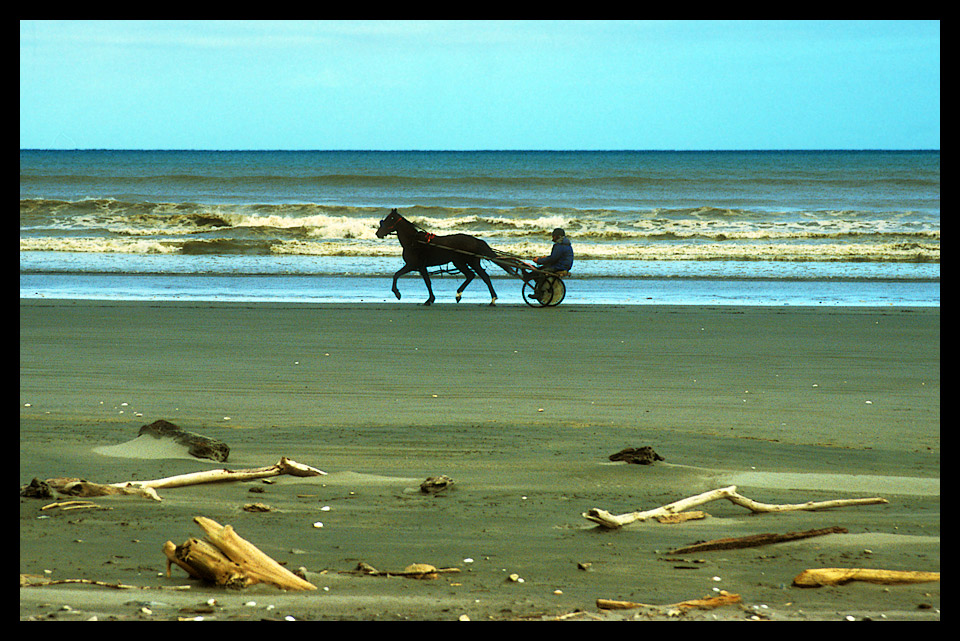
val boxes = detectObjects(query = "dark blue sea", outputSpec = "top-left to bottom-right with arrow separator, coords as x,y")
20,150 -> 939,306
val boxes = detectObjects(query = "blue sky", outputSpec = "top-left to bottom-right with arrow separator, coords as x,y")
20,20 -> 940,150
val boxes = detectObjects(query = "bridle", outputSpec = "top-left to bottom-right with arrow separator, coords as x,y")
378,213 -> 402,235
379,212 -> 435,244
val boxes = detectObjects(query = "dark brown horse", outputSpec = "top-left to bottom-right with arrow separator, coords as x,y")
375,209 -> 510,305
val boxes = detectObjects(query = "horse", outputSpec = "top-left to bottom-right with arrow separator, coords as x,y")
375,209 -> 510,306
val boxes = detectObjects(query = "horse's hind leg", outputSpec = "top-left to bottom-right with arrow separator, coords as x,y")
473,261 -> 498,306
453,260 -> 476,303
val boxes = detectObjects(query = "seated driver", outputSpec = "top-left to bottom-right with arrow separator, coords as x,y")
535,228 -> 574,274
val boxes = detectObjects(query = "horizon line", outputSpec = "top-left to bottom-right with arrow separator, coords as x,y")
20,147 -> 941,153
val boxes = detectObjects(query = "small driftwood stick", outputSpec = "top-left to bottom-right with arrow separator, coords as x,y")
20,574 -> 192,591
40,500 -> 111,512
21,575 -> 138,590
793,568 -> 940,587
353,561 -> 461,579
669,526 -> 848,554
584,485 -> 888,529
597,590 -> 742,612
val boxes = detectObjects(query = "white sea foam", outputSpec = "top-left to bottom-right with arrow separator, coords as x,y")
20,237 -> 180,254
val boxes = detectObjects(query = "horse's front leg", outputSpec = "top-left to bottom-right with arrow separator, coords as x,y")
391,264 -> 415,300
419,268 -> 436,306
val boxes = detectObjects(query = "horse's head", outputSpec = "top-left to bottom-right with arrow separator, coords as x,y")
376,209 -> 403,238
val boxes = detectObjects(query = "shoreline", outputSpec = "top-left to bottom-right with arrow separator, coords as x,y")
19,270 -> 941,308
20,300 -> 939,621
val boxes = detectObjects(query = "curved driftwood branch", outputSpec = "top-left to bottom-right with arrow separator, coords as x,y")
583,485 -> 888,529
114,457 -> 326,491
584,486 -> 738,528
724,491 -> 888,514
40,458 -> 324,503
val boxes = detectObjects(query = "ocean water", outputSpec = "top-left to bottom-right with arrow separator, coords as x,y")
20,150 -> 939,306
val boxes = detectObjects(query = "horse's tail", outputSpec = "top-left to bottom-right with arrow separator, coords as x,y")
477,240 -> 529,277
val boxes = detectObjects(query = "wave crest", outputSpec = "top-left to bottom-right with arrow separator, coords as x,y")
20,198 -> 940,263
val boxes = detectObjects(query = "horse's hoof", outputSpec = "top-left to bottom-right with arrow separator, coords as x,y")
393,291 -> 401,300
489,297 -> 497,307
455,292 -> 462,303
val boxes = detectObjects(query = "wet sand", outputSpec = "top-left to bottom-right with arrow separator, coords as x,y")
20,300 -> 940,621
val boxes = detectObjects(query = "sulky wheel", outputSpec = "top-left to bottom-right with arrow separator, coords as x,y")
522,274 -> 566,307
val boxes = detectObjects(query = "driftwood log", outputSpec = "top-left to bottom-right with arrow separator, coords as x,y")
420,475 -> 455,494
20,478 -> 55,499
163,516 -> 316,591
43,478 -> 162,501
584,485 -> 888,529
793,568 -> 941,587
608,446 -> 665,465
669,526 -> 848,554
41,457 -> 325,502
138,419 -> 230,462
656,510 -> 707,524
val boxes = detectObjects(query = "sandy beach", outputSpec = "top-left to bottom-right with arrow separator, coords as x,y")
20,300 -> 940,621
